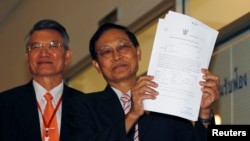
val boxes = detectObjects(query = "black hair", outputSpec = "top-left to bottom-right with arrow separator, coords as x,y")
89,23 -> 139,60
25,19 -> 69,51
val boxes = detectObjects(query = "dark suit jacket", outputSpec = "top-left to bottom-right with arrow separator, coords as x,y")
0,80 -> 84,141
68,85 -> 212,141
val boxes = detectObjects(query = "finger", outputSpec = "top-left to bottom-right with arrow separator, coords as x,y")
202,71 -> 220,86
202,86 -> 219,101
134,79 -> 158,93
136,75 -> 154,84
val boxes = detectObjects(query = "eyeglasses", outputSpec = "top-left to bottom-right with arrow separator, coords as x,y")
96,40 -> 134,59
27,41 -> 64,53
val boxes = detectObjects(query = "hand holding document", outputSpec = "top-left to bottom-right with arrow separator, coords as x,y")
143,11 -> 219,121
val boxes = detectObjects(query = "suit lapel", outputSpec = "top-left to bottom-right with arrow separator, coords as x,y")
18,81 -> 42,140
98,86 -> 125,121
60,84 -> 71,141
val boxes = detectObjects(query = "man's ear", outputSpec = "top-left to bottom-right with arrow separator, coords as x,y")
136,46 -> 142,61
92,60 -> 101,73
65,50 -> 72,65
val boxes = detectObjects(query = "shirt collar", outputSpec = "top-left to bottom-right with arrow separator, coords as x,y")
111,86 -> 131,105
33,79 -> 64,103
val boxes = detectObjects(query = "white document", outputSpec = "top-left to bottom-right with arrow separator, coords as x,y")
144,11 -> 219,121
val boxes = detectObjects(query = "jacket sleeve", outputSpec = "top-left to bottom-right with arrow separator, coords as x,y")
193,112 -> 215,141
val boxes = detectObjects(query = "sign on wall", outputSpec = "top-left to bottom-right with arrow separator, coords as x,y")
210,29 -> 250,124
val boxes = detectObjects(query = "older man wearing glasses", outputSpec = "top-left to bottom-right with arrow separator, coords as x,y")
0,19 -> 84,141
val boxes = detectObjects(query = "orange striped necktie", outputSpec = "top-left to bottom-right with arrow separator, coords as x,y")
43,93 -> 59,141
120,94 -> 139,141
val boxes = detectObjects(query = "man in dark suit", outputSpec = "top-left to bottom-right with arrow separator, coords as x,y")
0,19 -> 84,141
68,23 -> 220,141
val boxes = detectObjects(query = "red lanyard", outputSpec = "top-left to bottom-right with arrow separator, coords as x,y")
37,96 -> 63,128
